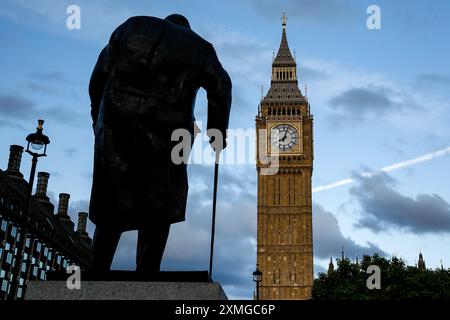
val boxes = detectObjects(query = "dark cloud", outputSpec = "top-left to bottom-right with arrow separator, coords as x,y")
41,106 -> 86,125
47,171 -> 62,179
0,91 -> 85,126
417,73 -> 450,87
26,70 -> 77,94
351,172 -> 450,234
29,70 -> 66,82
0,93 -> 36,118
0,118 -> 27,130
25,82 -> 54,93
63,148 -> 78,158
325,85 -> 421,129
329,86 -> 395,117
313,204 -> 385,259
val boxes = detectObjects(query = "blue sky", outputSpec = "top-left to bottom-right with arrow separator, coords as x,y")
1,0 -> 450,299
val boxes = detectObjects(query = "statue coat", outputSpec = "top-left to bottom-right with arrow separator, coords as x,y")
88,16 -> 231,230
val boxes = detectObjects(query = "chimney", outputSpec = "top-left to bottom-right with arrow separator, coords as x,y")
5,145 -> 24,179
35,172 -> 50,201
56,193 -> 74,230
76,212 -> 88,234
57,193 -> 70,216
77,212 -> 92,246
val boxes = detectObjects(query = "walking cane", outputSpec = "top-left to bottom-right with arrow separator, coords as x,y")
209,151 -> 220,280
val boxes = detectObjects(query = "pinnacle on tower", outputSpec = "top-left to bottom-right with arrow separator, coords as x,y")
328,257 -> 335,275
418,252 -> 426,271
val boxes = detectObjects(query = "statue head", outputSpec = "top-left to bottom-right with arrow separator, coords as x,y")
165,14 -> 191,30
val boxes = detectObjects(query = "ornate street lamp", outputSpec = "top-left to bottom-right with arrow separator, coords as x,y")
253,264 -> 262,300
9,120 -> 50,300
25,119 -> 50,156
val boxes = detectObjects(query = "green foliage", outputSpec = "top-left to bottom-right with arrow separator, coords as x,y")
312,253 -> 450,300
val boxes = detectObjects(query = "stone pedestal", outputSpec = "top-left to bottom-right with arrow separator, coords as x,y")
25,281 -> 228,300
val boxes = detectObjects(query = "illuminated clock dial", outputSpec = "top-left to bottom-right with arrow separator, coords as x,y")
270,124 -> 299,152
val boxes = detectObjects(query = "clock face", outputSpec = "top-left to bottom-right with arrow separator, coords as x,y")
270,124 -> 299,152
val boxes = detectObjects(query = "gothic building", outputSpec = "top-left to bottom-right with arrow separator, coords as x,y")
418,252 -> 426,271
256,13 -> 314,299
0,145 -> 92,299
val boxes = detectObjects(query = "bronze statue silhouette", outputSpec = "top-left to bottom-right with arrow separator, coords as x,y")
88,14 -> 232,272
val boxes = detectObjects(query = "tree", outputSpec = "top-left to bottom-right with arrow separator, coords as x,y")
312,254 -> 450,300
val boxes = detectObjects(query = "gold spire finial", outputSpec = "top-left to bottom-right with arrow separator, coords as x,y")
282,11 -> 287,29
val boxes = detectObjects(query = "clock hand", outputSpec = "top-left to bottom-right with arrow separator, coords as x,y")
279,131 -> 288,142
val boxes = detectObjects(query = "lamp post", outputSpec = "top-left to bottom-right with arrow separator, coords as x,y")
8,120 -> 50,300
252,264 -> 262,300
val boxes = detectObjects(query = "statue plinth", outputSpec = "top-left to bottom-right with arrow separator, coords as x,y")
25,271 -> 228,300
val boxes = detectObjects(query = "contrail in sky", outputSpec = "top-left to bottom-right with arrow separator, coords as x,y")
312,146 -> 450,193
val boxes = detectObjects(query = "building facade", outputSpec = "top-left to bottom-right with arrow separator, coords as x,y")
0,145 -> 92,300
256,13 -> 314,300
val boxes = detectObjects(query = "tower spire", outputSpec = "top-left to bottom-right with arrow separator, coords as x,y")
273,11 -> 295,65
263,12 -> 305,100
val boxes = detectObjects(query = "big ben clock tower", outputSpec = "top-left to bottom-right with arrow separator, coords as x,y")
256,12 -> 313,300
